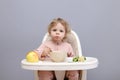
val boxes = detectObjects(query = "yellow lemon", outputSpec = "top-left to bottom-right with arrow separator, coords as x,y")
26,51 -> 39,62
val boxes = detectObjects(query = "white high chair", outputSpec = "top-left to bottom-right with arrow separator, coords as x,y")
34,30 -> 87,80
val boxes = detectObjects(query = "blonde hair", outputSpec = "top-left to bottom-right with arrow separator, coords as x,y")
48,18 -> 71,39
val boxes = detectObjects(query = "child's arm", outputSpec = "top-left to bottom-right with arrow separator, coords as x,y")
34,43 -> 51,61
67,44 -> 75,57
40,47 -> 52,60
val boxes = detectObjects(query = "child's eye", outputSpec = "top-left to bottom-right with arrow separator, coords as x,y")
52,29 -> 57,31
60,30 -> 64,32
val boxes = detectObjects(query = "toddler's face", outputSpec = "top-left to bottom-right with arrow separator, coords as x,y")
50,23 -> 65,42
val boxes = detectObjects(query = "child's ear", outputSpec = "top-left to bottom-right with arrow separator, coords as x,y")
48,32 -> 51,35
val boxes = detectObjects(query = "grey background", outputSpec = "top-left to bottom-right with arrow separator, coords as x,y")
0,0 -> 120,80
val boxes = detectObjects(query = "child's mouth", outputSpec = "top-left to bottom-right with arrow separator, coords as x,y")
54,36 -> 61,40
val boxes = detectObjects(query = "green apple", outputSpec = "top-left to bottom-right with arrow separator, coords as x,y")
26,51 -> 39,62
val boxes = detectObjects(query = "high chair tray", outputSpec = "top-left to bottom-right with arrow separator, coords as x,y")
21,57 -> 98,70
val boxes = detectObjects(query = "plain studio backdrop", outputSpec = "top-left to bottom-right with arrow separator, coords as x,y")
0,0 -> 120,80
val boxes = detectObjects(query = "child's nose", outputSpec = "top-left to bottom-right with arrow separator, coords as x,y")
56,32 -> 60,35
56,33 -> 59,35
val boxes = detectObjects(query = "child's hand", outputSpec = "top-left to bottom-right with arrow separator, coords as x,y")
43,47 -> 52,55
40,47 -> 51,60
40,54 -> 46,61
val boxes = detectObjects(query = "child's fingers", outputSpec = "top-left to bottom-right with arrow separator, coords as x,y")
46,46 -> 51,50
45,47 -> 52,53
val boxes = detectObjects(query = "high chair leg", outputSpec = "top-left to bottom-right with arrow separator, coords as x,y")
34,70 -> 39,80
55,71 -> 65,80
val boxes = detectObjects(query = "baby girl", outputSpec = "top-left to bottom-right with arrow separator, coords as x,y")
35,18 -> 79,80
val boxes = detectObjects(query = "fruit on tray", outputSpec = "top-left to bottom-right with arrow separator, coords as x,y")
26,51 -> 39,62
73,56 -> 86,62
78,56 -> 86,62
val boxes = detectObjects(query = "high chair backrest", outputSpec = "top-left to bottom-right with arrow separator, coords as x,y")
42,30 -> 82,56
